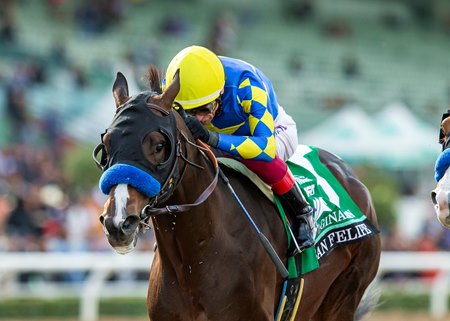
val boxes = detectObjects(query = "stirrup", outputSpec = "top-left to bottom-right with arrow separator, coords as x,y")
300,205 -> 314,216
298,225 -> 315,250
288,241 -> 313,257
287,228 -> 314,257
288,241 -> 301,257
288,209 -> 317,256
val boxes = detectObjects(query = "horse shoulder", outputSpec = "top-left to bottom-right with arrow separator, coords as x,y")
220,166 -> 287,252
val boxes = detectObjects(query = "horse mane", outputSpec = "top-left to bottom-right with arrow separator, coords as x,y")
145,64 -> 163,94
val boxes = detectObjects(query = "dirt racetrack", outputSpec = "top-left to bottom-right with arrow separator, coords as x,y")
2,312 -> 449,321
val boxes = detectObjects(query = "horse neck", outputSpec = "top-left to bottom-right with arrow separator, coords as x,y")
151,142 -> 223,263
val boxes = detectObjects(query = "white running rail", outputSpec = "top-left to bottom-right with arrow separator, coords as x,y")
0,251 -> 449,320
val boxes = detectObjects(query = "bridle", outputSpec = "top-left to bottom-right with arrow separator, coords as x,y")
139,134 -> 220,221
93,102 -> 220,231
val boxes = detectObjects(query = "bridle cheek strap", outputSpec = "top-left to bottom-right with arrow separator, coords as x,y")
141,140 -> 219,216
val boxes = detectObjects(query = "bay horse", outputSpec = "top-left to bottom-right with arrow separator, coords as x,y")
94,65 -> 381,321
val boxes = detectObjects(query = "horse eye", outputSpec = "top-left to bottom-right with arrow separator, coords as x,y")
155,142 -> 165,153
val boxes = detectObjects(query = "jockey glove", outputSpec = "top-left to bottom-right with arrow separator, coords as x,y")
184,115 -> 219,147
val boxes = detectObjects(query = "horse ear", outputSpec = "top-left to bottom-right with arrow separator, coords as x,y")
160,69 -> 180,111
443,117 -> 450,136
112,72 -> 130,109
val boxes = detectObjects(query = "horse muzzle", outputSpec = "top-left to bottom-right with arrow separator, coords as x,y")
100,214 -> 141,254
431,189 -> 450,228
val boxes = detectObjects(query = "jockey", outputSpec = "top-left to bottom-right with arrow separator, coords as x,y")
163,45 -> 315,252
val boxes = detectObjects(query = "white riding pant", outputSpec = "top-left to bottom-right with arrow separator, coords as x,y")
274,105 -> 298,161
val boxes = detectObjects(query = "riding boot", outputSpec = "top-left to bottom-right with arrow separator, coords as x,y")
278,183 -> 316,254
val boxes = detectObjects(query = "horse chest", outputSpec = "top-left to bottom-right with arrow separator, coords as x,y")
150,265 -> 252,321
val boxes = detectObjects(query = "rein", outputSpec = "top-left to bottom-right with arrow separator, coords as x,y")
140,138 -> 219,220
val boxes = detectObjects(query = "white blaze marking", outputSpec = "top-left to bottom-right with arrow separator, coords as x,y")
113,184 -> 129,228
434,170 -> 450,228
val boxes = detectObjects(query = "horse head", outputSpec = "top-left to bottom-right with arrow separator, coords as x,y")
432,175 -> 450,229
432,114 -> 450,229
93,66 -> 184,253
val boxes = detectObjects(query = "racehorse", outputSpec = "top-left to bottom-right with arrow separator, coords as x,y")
94,65 -> 381,321
431,112 -> 450,229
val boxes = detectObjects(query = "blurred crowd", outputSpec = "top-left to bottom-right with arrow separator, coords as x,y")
0,76 -> 157,254
0,123 -> 114,254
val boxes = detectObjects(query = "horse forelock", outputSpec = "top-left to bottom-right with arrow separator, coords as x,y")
145,64 -> 163,94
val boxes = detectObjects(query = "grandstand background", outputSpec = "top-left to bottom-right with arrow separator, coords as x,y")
0,0 -> 449,319
2,0 -> 450,136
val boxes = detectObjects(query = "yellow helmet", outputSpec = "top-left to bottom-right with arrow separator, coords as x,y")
164,45 -> 225,110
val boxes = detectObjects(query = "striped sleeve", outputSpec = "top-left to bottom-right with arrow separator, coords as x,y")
217,75 -> 276,161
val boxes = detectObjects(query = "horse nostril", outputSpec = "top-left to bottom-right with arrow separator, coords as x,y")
103,216 -> 116,235
431,191 -> 437,205
121,215 -> 140,235
99,215 -> 106,225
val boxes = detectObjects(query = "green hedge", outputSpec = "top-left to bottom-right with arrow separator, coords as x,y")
376,293 -> 431,311
0,298 -> 147,318
0,294 -> 444,318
